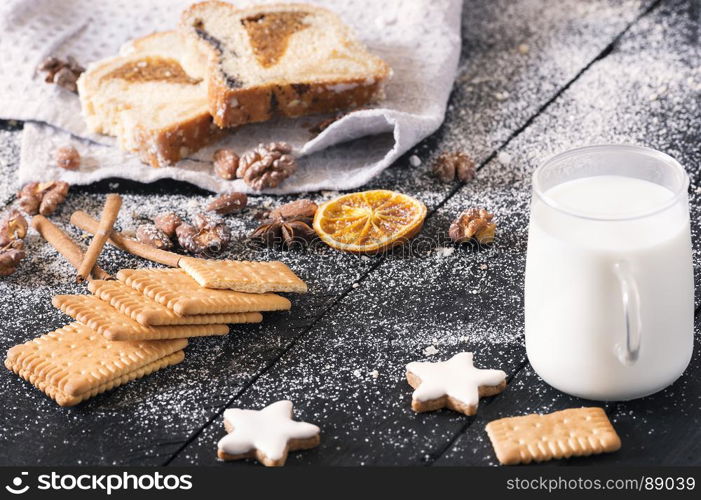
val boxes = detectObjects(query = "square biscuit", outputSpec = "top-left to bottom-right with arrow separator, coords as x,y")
4,322 -> 187,406
486,407 -> 621,465
52,295 -> 230,341
117,268 -> 292,315
179,257 -> 308,293
88,280 -> 263,326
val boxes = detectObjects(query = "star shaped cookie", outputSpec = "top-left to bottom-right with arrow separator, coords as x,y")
406,352 -> 507,416
217,400 -> 320,466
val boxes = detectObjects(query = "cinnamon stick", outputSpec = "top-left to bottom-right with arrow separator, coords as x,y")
70,210 -> 182,267
31,215 -> 111,280
76,194 -> 122,283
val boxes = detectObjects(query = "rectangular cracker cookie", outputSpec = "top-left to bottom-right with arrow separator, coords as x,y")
52,295 -> 229,341
4,322 -> 187,406
179,257 -> 308,293
485,407 -> 621,465
118,268 -> 292,315
88,279 -> 263,326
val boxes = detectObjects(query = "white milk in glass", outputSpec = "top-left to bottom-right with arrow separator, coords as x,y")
525,175 -> 694,400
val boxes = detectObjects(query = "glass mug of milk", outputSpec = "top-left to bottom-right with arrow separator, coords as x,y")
525,145 -> 694,401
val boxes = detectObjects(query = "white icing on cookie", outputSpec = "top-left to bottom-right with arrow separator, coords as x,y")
217,400 -> 320,461
406,352 -> 506,407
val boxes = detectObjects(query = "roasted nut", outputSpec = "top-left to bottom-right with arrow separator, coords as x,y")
194,213 -> 232,255
17,182 -> 42,215
154,212 -> 183,238
0,209 -> 28,246
433,152 -> 476,183
175,215 -> 231,256
17,181 -> 70,216
206,192 -> 247,215
53,67 -> 79,93
213,149 -> 240,180
237,142 -> 297,191
55,146 -> 81,171
136,224 -> 173,250
448,208 -> 496,244
269,199 -> 317,220
175,223 -> 200,254
39,181 -> 70,216
38,55 -> 84,93
0,240 -> 26,276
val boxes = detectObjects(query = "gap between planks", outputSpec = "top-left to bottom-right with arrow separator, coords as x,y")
161,0 -> 667,466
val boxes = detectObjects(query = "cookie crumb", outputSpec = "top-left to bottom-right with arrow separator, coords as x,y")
352,282 -> 360,288
497,152 -> 513,165
370,369 -> 379,379
494,91 -> 509,101
434,247 -> 455,258
423,345 -> 438,356
518,43 -> 530,54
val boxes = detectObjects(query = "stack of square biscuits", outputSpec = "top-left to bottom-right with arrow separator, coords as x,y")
4,261 -> 306,407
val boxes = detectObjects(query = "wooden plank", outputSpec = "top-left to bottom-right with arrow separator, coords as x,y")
437,0 -> 701,465
170,0 -> 701,466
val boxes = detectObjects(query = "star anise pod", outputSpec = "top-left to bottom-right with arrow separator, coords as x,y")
250,217 -> 317,248
250,199 -> 318,248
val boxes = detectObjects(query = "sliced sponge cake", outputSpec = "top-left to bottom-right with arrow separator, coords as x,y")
179,1 -> 391,127
78,31 -> 221,168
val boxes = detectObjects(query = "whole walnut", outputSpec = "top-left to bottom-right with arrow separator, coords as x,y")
213,149 -> 240,180
237,142 -> 297,191
433,152 -> 475,183
448,208 -> 496,244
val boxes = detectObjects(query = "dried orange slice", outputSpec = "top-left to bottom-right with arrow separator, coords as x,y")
313,190 -> 427,253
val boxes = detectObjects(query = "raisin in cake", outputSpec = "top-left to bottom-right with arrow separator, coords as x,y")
78,31 -> 221,168
179,1 -> 391,128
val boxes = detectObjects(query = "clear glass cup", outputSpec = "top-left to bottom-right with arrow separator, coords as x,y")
525,144 -> 694,400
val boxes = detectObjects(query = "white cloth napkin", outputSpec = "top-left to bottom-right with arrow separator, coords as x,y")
0,0 -> 462,193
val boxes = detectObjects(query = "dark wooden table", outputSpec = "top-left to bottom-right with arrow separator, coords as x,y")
0,0 -> 699,466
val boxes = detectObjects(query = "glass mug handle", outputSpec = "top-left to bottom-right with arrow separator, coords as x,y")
613,261 -> 641,366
